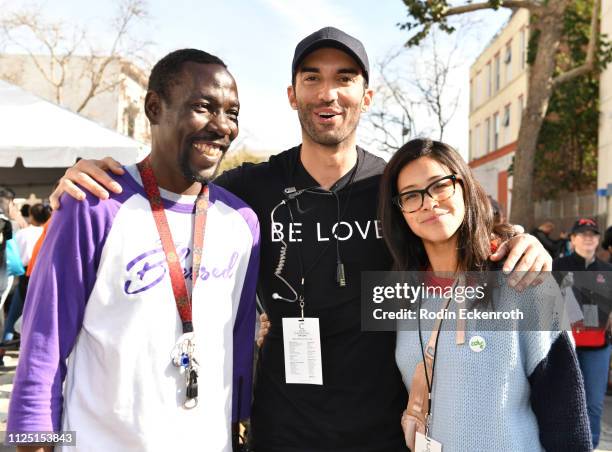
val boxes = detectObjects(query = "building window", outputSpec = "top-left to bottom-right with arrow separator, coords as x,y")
503,104 -> 511,145
494,54 -> 501,93
503,105 -> 510,128
520,28 -> 527,70
468,129 -> 475,160
486,62 -> 492,99
473,73 -> 478,107
493,112 -> 500,150
474,124 -> 481,157
470,78 -> 474,111
485,117 -> 491,153
504,41 -> 512,84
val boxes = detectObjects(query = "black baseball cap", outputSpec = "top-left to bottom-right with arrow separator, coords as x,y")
292,26 -> 370,83
571,218 -> 600,235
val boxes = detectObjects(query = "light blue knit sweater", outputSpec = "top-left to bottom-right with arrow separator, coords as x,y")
395,275 -> 590,452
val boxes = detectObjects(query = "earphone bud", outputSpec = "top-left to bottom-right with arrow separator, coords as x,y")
272,293 -> 282,300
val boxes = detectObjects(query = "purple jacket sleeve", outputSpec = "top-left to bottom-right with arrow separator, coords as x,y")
232,212 -> 260,423
7,193 -> 117,432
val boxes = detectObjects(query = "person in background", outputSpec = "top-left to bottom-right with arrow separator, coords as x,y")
0,187 -> 27,232
0,210 -> 12,300
0,209 -> 13,337
0,187 -> 29,346
24,211 -> 52,280
19,204 -> 30,224
488,196 -> 506,254
531,221 -> 561,257
556,229 -> 573,258
0,207 -> 25,367
2,204 -> 51,345
488,196 -> 505,226
553,218 -> 612,449
600,225 -> 612,264
14,204 -> 50,270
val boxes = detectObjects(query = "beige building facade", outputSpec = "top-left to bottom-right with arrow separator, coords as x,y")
468,9 -> 530,218
599,0 -> 612,227
0,54 -> 150,144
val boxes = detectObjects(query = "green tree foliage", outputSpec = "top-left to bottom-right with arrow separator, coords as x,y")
533,0 -> 612,199
399,0 -> 608,226
399,0 -> 505,46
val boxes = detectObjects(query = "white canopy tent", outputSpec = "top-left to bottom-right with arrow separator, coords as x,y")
0,80 -> 148,168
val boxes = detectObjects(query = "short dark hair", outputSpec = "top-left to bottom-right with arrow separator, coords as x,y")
30,203 -> 52,225
20,203 -> 30,218
148,49 -> 227,103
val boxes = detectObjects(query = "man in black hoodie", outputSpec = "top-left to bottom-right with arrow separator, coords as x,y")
48,28 -> 552,452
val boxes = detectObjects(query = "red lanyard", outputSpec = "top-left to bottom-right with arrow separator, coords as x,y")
137,155 -> 209,334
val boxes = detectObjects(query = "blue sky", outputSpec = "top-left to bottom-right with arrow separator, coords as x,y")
4,0 -> 512,158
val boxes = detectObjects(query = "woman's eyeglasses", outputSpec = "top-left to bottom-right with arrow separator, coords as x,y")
393,174 -> 458,213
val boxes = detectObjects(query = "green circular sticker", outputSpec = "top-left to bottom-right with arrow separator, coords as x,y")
469,335 -> 486,353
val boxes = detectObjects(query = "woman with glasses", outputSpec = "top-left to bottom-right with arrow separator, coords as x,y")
378,139 -> 590,451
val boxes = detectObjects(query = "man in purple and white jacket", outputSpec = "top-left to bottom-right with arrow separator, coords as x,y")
8,49 -> 259,452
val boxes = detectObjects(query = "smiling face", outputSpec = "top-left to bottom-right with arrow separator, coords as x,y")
288,47 -> 372,147
146,61 -> 239,183
396,156 -> 465,246
571,231 -> 600,258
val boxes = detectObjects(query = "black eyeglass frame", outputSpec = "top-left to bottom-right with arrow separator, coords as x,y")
393,174 -> 458,213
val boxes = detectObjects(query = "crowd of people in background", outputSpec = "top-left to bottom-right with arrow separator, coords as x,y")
0,185 -> 52,366
529,219 -> 612,262
552,218 -> 612,449
483,199 -> 612,448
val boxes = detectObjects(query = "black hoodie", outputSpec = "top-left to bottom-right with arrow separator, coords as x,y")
215,146 -> 407,452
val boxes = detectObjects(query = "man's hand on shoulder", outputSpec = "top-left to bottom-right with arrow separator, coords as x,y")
50,157 -> 125,210
490,232 -> 552,291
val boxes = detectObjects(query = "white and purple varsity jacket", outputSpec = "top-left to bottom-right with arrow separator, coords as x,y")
8,165 -> 260,452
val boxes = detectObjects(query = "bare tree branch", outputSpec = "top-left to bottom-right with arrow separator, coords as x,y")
365,27 -> 462,151
552,0 -> 600,87
77,0 -> 148,112
363,49 -> 417,152
0,0 -> 150,112
409,30 -> 461,141
444,0 -> 543,17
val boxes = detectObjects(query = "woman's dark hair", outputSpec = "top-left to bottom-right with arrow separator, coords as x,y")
378,138 -> 513,272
